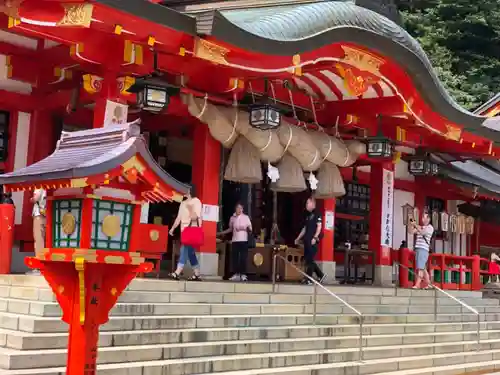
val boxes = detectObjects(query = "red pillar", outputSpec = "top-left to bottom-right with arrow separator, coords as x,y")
368,162 -> 394,286
19,110 -> 57,246
318,198 -> 335,262
317,198 -> 335,275
191,123 -> 221,276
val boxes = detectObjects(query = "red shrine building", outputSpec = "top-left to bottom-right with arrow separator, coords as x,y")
0,0 -> 499,289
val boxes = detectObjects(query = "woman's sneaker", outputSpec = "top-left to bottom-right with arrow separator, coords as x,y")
229,274 -> 241,281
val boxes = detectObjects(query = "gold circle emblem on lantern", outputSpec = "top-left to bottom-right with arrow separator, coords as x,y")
253,253 -> 264,267
149,230 -> 160,242
102,215 -> 120,238
61,213 -> 76,235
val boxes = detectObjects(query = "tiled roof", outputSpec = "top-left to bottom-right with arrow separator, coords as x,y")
0,121 -> 189,195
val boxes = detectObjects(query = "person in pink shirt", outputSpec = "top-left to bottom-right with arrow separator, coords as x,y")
218,203 -> 253,282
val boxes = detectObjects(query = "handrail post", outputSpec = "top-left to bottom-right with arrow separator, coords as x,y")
359,315 -> 363,362
477,313 -> 481,351
313,283 -> 317,324
434,287 -> 438,321
272,254 -> 277,293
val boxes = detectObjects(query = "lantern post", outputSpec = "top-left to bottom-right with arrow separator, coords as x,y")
0,122 -> 189,375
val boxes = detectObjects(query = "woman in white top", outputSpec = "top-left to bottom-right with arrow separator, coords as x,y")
218,202 -> 253,282
168,185 -> 203,281
410,211 -> 434,289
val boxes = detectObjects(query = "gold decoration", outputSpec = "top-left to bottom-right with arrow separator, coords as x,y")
57,285 -> 64,294
194,38 -> 229,65
122,156 -> 146,174
444,125 -> 461,141
149,230 -> 160,242
58,4 -> 93,27
82,74 -> 102,94
118,76 -> 135,95
102,215 -> 120,238
70,178 -> 88,188
253,253 -> 264,267
62,213 -> 76,235
104,255 -> 125,264
74,257 -> 85,325
110,287 -> 117,296
50,253 -> 67,261
340,46 -> 384,75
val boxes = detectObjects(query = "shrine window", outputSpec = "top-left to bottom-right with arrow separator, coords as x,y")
91,200 -> 133,251
335,183 -> 370,248
52,199 -> 82,248
0,111 -> 9,162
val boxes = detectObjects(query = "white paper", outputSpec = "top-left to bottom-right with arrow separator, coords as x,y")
325,210 -> 335,231
381,169 -> 394,248
104,100 -> 128,127
202,204 -> 219,222
140,203 -> 150,224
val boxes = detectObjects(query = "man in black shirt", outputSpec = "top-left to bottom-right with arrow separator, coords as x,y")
294,197 -> 327,285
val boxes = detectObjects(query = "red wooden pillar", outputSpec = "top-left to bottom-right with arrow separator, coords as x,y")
368,162 -> 394,286
317,198 -> 336,282
19,110 -> 57,247
192,123 -> 221,277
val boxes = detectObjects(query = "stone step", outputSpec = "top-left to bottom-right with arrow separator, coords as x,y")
1,329 -> 500,369
0,276 -> 486,299
0,298 -> 497,318
1,311 -> 494,334
4,321 -> 500,350
0,341 -> 499,374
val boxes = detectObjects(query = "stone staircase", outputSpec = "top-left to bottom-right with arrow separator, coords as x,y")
0,276 -> 499,374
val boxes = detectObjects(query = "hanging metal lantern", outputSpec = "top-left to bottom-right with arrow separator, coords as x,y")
407,152 -> 439,176
365,115 -> 393,159
249,103 -> 281,130
127,77 -> 180,113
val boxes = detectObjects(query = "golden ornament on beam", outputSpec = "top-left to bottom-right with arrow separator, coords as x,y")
61,213 -> 76,235
102,215 -> 120,238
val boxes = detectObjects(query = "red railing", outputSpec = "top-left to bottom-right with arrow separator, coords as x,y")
398,248 -> 481,290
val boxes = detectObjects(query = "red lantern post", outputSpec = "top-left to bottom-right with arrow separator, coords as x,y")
0,121 -> 189,375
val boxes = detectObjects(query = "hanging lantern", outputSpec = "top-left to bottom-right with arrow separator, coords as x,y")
401,203 -> 414,226
249,103 -> 281,130
407,152 -> 439,176
127,77 -> 179,113
365,115 -> 393,159
440,211 -> 449,232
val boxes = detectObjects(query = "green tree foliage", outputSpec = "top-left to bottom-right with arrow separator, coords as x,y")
396,0 -> 500,110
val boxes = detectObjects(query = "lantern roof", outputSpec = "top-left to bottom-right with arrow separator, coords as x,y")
0,121 -> 189,202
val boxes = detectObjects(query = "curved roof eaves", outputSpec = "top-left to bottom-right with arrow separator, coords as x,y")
209,2 -> 500,142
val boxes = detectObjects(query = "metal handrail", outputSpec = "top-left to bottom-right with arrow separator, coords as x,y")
271,253 -> 364,361
395,261 -> 481,350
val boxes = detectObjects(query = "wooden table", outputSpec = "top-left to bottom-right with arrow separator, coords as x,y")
337,248 -> 375,284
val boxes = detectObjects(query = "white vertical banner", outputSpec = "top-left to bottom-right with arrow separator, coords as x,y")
381,169 -> 394,248
104,100 -> 128,127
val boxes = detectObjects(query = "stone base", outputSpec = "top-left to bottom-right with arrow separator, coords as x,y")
374,265 -> 393,287
317,261 -> 336,284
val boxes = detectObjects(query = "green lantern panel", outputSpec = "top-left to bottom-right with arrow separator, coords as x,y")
91,200 -> 133,251
52,199 -> 83,248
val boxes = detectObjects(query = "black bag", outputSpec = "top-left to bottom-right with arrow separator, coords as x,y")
248,234 -> 256,248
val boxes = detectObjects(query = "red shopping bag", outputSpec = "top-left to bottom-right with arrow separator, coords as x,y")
181,219 -> 204,248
